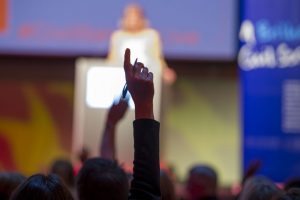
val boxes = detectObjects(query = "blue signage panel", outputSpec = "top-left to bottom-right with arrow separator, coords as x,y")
240,0 -> 300,182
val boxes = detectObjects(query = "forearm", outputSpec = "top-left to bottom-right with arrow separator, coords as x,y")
129,119 -> 161,199
124,48 -> 160,199
100,122 -> 116,160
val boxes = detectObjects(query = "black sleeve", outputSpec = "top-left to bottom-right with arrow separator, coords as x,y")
128,119 -> 161,200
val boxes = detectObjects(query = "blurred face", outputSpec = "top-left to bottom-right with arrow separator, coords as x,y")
122,5 -> 146,32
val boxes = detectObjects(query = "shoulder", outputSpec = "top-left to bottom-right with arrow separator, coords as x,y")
145,28 -> 160,37
139,29 -> 161,42
111,30 -> 126,39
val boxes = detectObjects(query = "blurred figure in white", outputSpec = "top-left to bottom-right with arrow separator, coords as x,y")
107,3 -> 176,85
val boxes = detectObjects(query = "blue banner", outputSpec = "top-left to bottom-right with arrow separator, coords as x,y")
239,0 -> 300,182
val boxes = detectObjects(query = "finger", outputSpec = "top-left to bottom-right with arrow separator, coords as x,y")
142,67 -> 149,78
147,72 -> 153,81
136,62 -> 144,70
134,62 -> 143,76
124,48 -> 131,74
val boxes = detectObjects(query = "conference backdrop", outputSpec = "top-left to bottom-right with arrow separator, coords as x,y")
0,81 -> 73,175
0,0 -> 237,59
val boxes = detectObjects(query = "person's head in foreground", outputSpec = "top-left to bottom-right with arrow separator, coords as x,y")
10,174 -> 73,200
76,158 -> 129,200
0,172 -> 25,200
50,159 -> 75,188
160,170 -> 176,200
285,178 -> 300,191
239,175 -> 280,200
186,164 -> 218,200
272,188 -> 300,200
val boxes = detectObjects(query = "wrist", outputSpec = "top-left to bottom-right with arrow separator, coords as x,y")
135,101 -> 154,119
105,119 -> 117,129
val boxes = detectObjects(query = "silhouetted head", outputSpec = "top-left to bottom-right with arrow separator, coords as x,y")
186,165 -> 218,200
50,159 -> 75,188
271,188 -> 300,200
78,148 -> 89,164
160,170 -> 176,200
285,178 -> 300,191
10,174 -> 73,200
239,176 -> 280,200
121,3 -> 148,32
76,158 -> 129,200
0,172 -> 25,200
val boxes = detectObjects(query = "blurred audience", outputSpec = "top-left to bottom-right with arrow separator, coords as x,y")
242,160 -> 262,185
272,188 -> 300,200
50,159 -> 76,197
285,178 -> 300,191
160,170 -> 177,200
10,174 -> 74,200
185,165 -> 219,200
238,176 -> 280,200
78,148 -> 89,164
74,147 -> 90,176
0,172 -> 25,200
76,158 -> 129,200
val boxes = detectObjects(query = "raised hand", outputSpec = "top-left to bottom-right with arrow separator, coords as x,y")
107,99 -> 128,126
123,48 -> 154,119
100,99 -> 128,160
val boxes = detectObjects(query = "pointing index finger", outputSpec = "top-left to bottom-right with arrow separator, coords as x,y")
124,48 -> 131,74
